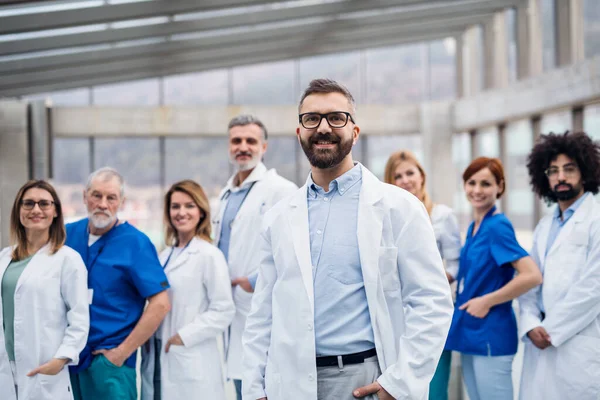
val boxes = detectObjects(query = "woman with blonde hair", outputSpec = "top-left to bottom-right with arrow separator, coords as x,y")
384,150 -> 461,400
141,180 -> 235,400
0,180 -> 89,400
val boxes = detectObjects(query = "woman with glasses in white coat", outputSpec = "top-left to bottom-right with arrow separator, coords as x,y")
141,180 -> 235,400
0,180 -> 89,400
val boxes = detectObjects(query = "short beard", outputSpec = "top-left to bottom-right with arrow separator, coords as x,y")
552,182 -> 583,201
89,211 -> 116,230
300,132 -> 353,169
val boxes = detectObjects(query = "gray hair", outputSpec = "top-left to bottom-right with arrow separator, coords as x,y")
228,115 -> 268,141
86,167 -> 125,198
298,78 -> 356,115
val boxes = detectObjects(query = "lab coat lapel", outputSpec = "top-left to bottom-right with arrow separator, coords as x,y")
537,216 -> 552,267
163,238 -> 201,273
357,167 -> 384,323
14,244 -> 50,293
288,185 -> 314,315
0,250 -> 12,298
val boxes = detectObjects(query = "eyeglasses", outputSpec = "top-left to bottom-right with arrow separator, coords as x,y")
21,199 -> 54,210
545,164 -> 579,178
298,112 -> 355,129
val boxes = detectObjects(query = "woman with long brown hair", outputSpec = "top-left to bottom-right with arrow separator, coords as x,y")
0,180 -> 89,400
384,150 -> 461,400
141,180 -> 235,400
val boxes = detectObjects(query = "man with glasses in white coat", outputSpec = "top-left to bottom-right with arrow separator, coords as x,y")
213,115 -> 297,400
520,131 -> 600,399
242,79 -> 453,400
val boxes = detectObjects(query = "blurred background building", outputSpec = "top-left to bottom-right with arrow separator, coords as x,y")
0,1 -> 599,398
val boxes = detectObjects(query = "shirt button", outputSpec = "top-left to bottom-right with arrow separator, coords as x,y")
308,323 -> 313,331
308,374 -> 314,381
317,229 -> 322,235
340,188 -> 345,193
323,197 -> 329,202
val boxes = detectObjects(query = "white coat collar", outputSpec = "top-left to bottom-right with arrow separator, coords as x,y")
540,193 -> 596,263
288,163 -> 384,316
161,236 -> 204,273
219,162 -> 268,200
0,244 -> 52,294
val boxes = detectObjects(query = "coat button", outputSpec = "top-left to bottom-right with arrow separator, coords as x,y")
308,323 -> 313,331
308,374 -> 314,381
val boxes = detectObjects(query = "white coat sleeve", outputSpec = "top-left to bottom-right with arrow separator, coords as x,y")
242,226 -> 277,400
543,220 -> 600,347
377,201 -> 454,400
518,224 -> 544,341
439,210 -> 461,279
178,250 -> 235,347
55,251 -> 89,365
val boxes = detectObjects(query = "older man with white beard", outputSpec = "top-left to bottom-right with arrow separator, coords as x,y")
212,115 -> 297,400
65,167 -> 171,400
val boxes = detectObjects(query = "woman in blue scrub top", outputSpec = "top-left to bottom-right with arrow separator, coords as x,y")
445,157 -> 542,400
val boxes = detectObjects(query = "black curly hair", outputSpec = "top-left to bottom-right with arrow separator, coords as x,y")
527,131 -> 600,204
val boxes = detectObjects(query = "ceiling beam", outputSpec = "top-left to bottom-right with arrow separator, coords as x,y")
0,27 -> 462,97
0,0 -> 519,56
0,13 -> 486,89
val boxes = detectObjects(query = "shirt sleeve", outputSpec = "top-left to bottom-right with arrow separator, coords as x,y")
490,217 -> 529,267
129,236 -> 170,298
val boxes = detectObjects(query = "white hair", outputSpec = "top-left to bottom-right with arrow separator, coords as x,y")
86,167 -> 125,198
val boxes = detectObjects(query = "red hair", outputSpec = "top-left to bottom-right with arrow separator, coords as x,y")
463,157 -> 506,199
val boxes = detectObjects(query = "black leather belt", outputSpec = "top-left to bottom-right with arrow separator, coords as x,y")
316,348 -> 377,367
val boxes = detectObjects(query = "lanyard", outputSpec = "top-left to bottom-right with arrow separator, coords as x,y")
86,219 -> 119,274
162,238 -> 192,269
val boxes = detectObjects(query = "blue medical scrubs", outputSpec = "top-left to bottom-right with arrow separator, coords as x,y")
446,206 -> 528,356
66,218 -> 170,372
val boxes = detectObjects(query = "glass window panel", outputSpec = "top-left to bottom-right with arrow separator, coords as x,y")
263,136 -> 299,185
540,109 -> 572,134
429,38 -> 456,101
474,126 -> 500,158
299,52 -> 360,103
365,43 -> 425,104
506,8 -> 518,83
584,0 -> 600,58
164,137 -> 231,210
504,119 -> 535,247
163,70 -> 228,106
452,132 -> 472,230
366,134 -> 422,180
583,103 -> 600,142
93,79 -> 160,106
232,61 -> 295,105
94,138 -> 162,244
52,138 -> 91,223
26,88 -> 90,106
541,0 -> 557,71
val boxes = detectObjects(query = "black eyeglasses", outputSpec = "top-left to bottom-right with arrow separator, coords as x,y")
21,199 -> 54,210
299,112 -> 355,129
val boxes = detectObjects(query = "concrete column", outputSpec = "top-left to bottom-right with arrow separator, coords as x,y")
29,100 -> 51,180
462,25 -> 483,96
483,19 -> 496,89
556,0 -> 584,66
517,2 -> 531,79
0,101 -> 29,248
528,0 -> 544,75
493,12 -> 509,88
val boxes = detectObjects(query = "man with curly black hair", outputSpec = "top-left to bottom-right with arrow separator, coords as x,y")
519,131 -> 600,400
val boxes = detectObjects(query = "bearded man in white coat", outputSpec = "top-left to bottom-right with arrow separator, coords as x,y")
242,78 -> 453,400
213,115 -> 297,400
519,131 -> 600,400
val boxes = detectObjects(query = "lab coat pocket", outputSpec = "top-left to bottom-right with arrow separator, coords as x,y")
378,247 -> 399,291
167,345 -> 203,382
555,334 -> 600,399
38,371 -> 71,400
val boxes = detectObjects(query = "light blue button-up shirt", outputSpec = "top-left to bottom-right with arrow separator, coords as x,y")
545,192 -> 590,256
218,185 -> 251,262
307,164 -> 375,356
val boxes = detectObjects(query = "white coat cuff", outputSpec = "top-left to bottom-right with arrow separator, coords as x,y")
178,327 -> 197,348
519,314 -> 542,342
244,388 -> 267,400
54,345 -> 79,366
377,373 -> 405,400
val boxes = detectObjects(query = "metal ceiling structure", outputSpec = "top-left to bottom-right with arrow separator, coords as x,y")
0,0 -> 523,97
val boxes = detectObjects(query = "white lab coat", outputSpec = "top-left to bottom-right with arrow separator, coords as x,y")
519,193 -> 600,399
212,162 -> 297,380
140,237 -> 235,400
242,165 -> 453,400
0,244 -> 89,400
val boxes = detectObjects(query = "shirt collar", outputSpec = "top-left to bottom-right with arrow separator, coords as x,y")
223,162 -> 267,196
554,192 -> 589,222
307,163 -> 362,198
